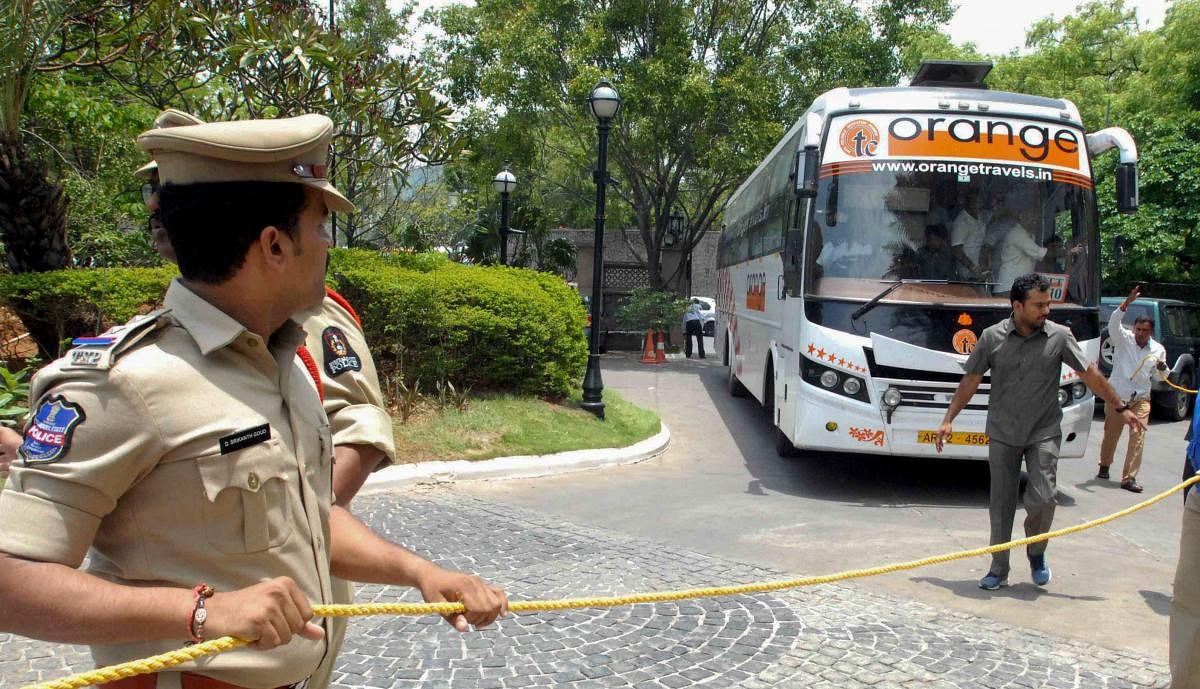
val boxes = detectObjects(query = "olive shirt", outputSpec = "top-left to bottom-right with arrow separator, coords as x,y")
964,316 -> 1091,447
0,279 -> 337,689
299,293 -> 396,470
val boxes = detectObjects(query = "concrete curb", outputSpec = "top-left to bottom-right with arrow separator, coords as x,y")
360,423 -> 671,493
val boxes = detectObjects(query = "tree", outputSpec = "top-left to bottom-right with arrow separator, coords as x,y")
101,0 -> 465,248
429,0 -> 952,289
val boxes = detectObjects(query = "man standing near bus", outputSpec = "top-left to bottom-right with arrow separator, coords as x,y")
935,273 -> 1143,590
1099,284 -> 1166,493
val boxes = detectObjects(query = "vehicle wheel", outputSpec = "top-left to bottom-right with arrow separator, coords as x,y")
703,321 -> 715,337
775,425 -> 801,458
1158,369 -> 1194,422
727,333 -> 747,397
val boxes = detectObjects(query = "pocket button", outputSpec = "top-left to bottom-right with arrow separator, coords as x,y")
247,472 -> 260,490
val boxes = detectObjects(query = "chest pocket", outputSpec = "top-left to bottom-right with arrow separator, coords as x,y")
196,438 -> 294,554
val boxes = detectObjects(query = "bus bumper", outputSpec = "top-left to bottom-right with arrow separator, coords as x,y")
790,391 -> 1095,460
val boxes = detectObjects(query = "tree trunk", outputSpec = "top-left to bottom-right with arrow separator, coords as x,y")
0,135 -> 76,358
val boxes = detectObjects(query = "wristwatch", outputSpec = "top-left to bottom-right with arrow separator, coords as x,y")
1114,403 -> 1130,413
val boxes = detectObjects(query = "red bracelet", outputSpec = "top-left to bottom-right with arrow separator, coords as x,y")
188,583 -> 215,644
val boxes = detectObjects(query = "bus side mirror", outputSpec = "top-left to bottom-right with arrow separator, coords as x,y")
794,147 -> 819,198
1116,162 -> 1139,214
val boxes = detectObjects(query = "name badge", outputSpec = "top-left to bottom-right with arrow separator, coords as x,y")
219,424 -> 271,454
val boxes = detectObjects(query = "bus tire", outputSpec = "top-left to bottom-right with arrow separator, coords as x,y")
775,425 -> 800,458
727,333 -> 747,397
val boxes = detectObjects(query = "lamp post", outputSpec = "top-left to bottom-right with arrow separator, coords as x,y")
492,165 -> 517,264
581,78 -> 621,420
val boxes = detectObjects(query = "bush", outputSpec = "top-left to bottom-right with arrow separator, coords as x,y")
0,265 -> 177,358
329,249 -> 588,398
616,287 -> 689,332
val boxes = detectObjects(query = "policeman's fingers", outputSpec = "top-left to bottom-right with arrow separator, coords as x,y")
458,579 -> 509,629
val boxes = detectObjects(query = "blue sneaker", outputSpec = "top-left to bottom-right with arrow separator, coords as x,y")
979,572 -> 1007,590
1030,554 -> 1051,586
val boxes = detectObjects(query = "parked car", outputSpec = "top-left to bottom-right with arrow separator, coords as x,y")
1099,296 -> 1200,421
691,296 -> 717,336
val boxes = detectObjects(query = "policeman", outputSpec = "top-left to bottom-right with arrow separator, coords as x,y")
136,109 -> 400,689
137,110 -> 396,505
0,114 -> 506,689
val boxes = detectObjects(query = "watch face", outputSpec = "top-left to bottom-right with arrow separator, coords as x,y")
195,608 -> 208,624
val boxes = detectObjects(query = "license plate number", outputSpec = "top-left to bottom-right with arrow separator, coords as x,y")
916,430 -> 989,446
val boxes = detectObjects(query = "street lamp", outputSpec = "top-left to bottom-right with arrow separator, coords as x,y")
581,78 -> 621,420
492,165 -> 517,264
665,210 -> 685,248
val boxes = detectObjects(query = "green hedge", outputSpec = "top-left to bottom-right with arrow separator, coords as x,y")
328,249 -> 588,398
0,251 -> 588,398
0,265 -> 177,357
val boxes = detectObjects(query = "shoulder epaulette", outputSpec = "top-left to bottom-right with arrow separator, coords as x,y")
62,308 -> 173,371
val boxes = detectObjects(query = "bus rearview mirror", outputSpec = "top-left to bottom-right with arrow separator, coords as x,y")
1116,162 -> 1138,214
795,147 -> 819,197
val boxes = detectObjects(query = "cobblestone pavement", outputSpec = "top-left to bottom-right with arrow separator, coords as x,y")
0,488 -> 1170,689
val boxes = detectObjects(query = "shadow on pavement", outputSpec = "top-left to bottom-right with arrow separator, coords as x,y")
910,575 -> 1105,603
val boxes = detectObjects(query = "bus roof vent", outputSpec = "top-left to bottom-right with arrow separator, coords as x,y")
910,60 -> 993,89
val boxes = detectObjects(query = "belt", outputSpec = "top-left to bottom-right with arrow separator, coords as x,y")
97,673 -> 307,689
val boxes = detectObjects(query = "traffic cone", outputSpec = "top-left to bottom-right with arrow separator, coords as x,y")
654,329 -> 667,363
640,330 -> 657,364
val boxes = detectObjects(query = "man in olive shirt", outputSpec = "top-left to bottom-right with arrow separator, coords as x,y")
936,273 -> 1144,590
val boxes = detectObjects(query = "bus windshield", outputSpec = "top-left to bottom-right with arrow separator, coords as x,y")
804,141 -> 1099,308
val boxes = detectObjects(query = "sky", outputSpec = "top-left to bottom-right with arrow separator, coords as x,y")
399,0 -> 1172,56
945,0 -> 1169,54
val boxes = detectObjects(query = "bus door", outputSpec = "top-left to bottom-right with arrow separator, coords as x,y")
773,187 -> 810,442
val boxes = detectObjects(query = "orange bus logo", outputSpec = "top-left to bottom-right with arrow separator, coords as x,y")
839,119 -> 880,158
952,328 -> 978,355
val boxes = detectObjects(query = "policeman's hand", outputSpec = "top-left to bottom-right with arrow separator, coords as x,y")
1122,408 -> 1147,433
934,420 -> 952,453
204,577 -> 324,650
1122,284 -> 1141,309
413,561 -> 509,632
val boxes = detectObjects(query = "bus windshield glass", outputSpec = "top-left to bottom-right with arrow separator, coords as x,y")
804,113 -> 1099,307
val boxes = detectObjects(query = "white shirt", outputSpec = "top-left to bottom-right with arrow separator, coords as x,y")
1107,306 -> 1167,401
683,303 -> 702,324
994,223 -> 1046,293
950,210 -> 989,267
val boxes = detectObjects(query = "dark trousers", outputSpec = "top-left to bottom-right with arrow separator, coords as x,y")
684,320 -> 705,358
987,436 -> 1060,576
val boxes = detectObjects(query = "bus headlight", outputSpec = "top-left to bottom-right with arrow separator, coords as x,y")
883,387 -> 903,408
1072,382 -> 1087,400
820,371 -> 839,389
842,377 -> 862,395
1058,388 -> 1070,407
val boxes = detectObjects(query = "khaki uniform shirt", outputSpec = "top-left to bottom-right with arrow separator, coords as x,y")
965,316 -> 1090,447
0,280 -> 336,689
299,294 -> 395,469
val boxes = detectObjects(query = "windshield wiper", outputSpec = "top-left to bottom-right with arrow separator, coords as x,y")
849,279 -> 998,321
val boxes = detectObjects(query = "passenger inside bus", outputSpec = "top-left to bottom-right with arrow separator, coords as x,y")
949,187 -> 993,280
914,223 -> 958,280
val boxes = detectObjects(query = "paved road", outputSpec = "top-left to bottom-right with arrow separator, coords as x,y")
453,352 -> 1189,667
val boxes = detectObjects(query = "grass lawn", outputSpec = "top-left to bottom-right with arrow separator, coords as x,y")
392,389 -> 661,464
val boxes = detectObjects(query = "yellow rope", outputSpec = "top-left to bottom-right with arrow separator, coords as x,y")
1157,368 -> 1199,395
22,474 -> 1200,689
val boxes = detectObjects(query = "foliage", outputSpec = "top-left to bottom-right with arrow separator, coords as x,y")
102,0 -> 464,249
429,0 -> 952,288
328,248 -> 587,397
615,288 -> 689,332
0,265 -> 176,356
0,365 -> 31,429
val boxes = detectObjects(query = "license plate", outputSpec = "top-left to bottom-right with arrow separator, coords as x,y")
916,430 -> 989,446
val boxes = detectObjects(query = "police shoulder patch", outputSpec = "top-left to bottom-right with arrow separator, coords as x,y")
21,395 -> 86,465
63,309 -> 171,371
321,326 -> 361,377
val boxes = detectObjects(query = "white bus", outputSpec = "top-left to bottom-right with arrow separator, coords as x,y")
716,60 -> 1140,459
